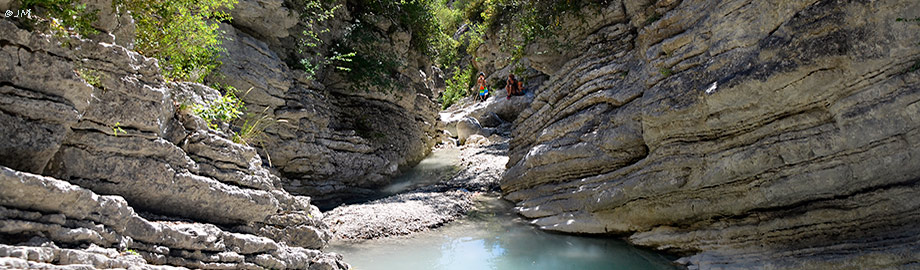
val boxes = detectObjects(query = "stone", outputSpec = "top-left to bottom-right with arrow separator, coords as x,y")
229,0 -> 299,39
85,0 -> 136,48
478,111 -> 504,128
0,19 -> 347,269
455,117 -> 482,144
494,0 -> 920,268
211,20 -> 442,208
0,167 -> 348,269
323,191 -> 473,240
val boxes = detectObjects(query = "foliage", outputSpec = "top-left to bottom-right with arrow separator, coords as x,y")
75,68 -> 103,89
232,108 -> 274,145
439,65 -> 475,109
909,61 -> 920,73
295,0 -> 347,79
420,0 -> 605,107
192,86 -> 244,130
443,0 -> 600,64
21,0 -> 100,37
120,0 -> 236,82
659,67 -> 672,77
112,122 -> 126,136
644,12 -> 661,25
328,0 -> 445,93
351,0 -> 441,55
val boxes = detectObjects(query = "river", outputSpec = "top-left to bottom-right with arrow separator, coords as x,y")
327,146 -> 677,270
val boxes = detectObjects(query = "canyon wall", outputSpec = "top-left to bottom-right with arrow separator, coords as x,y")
495,0 -> 920,268
0,1 -> 366,268
214,0 -> 442,208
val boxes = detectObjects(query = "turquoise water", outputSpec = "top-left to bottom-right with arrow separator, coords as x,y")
379,147 -> 460,195
328,194 -> 677,270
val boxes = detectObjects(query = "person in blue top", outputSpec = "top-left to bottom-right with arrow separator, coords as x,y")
477,72 -> 489,102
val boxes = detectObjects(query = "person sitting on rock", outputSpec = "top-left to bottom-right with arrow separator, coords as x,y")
505,74 -> 524,99
477,72 -> 489,102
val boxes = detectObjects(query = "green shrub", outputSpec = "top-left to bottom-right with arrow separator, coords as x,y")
23,0 -> 235,82
75,68 -> 103,89
21,0 -> 100,37
440,65 -> 475,109
192,86 -> 244,130
644,12 -> 661,25
328,0 -> 444,93
120,0 -> 236,82
294,0 -> 344,79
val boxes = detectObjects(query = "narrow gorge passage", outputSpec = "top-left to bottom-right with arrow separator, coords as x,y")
322,123 -> 678,270
2,0 -> 919,269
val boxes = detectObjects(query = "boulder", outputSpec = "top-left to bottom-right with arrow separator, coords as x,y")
456,117 -> 482,144
478,111 -> 504,128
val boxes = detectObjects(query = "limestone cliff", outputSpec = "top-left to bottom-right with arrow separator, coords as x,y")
212,0 -> 442,208
495,0 -> 920,268
0,3 -> 349,269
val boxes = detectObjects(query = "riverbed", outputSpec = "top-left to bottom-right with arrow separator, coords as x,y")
326,141 -> 678,270
328,193 -> 676,270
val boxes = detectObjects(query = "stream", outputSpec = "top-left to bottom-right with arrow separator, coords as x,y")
327,146 -> 677,270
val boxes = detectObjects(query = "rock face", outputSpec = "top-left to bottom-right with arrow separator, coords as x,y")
212,1 -> 441,208
0,16 -> 347,270
497,0 -> 920,268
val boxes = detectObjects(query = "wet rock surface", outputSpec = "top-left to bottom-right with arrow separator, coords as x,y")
494,0 -> 920,268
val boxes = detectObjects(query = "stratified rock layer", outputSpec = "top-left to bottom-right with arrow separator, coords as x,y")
498,0 -> 920,268
0,17 -> 347,269
213,1 -> 441,208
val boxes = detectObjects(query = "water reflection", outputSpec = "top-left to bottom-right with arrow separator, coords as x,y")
328,194 -> 677,270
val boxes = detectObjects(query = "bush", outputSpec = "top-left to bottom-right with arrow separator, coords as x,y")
21,0 -> 236,83
192,86 -> 244,130
21,0 -> 100,37
120,0 -> 237,82
327,0 -> 445,93
75,68 -> 103,89
293,0 -> 344,79
439,65 -> 475,109
232,109 -> 274,145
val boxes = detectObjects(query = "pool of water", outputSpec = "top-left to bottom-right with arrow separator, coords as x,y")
328,193 -> 678,270
379,147 -> 460,195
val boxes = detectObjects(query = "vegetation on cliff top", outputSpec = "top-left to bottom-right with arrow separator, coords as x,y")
124,0 -> 236,82
427,0 -> 606,108
19,0 -> 604,123
22,0 -> 236,83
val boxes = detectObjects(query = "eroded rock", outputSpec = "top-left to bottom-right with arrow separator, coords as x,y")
497,0 -> 920,268
0,18 -> 346,269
